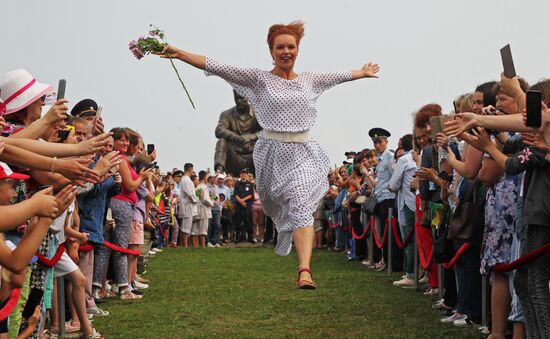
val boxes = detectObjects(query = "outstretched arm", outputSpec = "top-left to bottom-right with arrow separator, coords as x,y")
157,45 -> 206,70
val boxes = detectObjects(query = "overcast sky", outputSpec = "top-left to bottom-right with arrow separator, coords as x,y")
3,0 -> 550,172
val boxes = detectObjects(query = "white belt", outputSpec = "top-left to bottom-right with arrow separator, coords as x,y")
262,130 -> 310,143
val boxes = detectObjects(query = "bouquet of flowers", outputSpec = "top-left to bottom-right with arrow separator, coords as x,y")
129,25 -> 195,109
195,187 -> 204,199
209,191 -> 218,202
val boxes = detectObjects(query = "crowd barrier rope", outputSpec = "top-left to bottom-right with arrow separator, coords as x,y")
0,288 -> 21,321
390,217 -> 415,250
351,217 -> 371,240
442,243 -> 472,269
102,241 -> 141,256
372,218 -> 389,249
415,218 -> 433,270
35,243 -> 66,267
492,241 -> 550,272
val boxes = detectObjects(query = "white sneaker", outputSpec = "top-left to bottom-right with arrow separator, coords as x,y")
111,285 -> 119,295
441,313 -> 466,323
393,277 -> 414,287
207,242 -> 215,248
454,317 -> 478,327
214,244 -> 221,248
133,280 -> 149,289
423,287 -> 439,296
87,306 -> 109,317
151,248 -> 163,253
148,250 -> 156,255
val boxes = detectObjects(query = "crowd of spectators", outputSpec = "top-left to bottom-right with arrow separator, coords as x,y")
316,74 -> 550,338
1,62 -> 549,339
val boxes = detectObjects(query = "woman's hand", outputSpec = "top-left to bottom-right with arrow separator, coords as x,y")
156,45 -> 181,59
0,140 -> 4,156
361,62 -> 380,78
56,157 -> 100,185
43,99 -> 69,125
446,146 -> 456,162
93,117 -> 105,136
522,131 -> 548,151
436,132 -> 449,149
468,128 -> 494,153
53,185 -> 77,218
31,187 -> 59,218
415,167 -> 437,182
79,232 -> 89,245
444,113 -> 478,137
93,151 -> 122,177
500,73 -> 524,101
0,116 -> 6,131
77,133 -> 112,155
480,105 -> 497,116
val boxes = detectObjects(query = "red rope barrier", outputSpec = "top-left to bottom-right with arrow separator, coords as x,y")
351,217 -> 371,240
78,244 -> 94,252
391,217 -> 415,250
492,242 -> 550,273
372,218 -> 389,249
415,215 -> 433,270
442,243 -> 472,269
35,243 -> 66,267
103,241 -> 140,256
0,288 -> 21,321
328,220 -> 340,229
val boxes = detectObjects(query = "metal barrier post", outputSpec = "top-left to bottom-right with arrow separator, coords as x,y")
438,264 -> 444,300
368,215 -> 374,266
387,208 -> 393,275
482,275 -> 488,326
56,277 -> 65,338
414,240 -> 419,291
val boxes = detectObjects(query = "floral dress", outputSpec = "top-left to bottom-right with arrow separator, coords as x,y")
480,172 -> 520,275
205,57 -> 352,255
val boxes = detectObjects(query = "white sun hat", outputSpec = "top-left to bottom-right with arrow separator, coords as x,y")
0,69 -> 53,115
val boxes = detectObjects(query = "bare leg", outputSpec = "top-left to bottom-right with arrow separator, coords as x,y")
199,235 -> 206,248
66,270 -> 93,336
127,245 -> 140,285
512,322 -> 525,339
489,272 -> 512,339
66,281 -> 78,325
293,226 -> 315,283
315,230 -> 323,248
182,233 -> 190,248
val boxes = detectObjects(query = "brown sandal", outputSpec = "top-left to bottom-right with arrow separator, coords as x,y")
296,268 -> 317,290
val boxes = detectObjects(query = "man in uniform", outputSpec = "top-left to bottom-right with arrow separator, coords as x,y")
233,168 -> 255,243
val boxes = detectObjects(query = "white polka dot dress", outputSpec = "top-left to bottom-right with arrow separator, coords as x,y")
206,57 -> 352,256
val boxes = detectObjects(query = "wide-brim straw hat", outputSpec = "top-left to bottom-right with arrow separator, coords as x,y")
0,69 -> 53,115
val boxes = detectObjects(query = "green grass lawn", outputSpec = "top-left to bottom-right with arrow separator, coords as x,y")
93,246 -> 480,338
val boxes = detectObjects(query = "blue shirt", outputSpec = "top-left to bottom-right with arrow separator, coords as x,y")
374,149 -> 396,202
389,152 -> 417,216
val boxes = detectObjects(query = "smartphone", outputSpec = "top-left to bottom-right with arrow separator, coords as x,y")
147,144 -> 155,155
429,115 -> 451,142
22,288 -> 44,319
57,129 -> 70,142
525,90 -> 542,128
90,105 -> 102,135
500,44 -> 516,78
56,79 -> 67,100
453,100 -> 459,114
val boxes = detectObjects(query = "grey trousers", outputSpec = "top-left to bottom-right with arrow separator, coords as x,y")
514,225 -> 550,339
93,199 -> 133,288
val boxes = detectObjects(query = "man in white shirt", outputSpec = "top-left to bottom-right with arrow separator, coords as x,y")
178,163 -> 198,248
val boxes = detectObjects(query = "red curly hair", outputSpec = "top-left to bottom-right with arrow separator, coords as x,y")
414,103 -> 442,128
267,21 -> 305,50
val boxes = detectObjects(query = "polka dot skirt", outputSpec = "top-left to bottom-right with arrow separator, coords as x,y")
206,57 -> 352,255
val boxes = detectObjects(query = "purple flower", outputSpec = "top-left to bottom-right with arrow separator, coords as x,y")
129,40 -> 144,60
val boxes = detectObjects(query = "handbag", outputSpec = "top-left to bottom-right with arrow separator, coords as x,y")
447,179 -> 485,245
361,195 -> 378,214
355,195 -> 367,205
430,202 -> 453,264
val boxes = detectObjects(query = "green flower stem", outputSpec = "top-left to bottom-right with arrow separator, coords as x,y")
168,56 -> 195,109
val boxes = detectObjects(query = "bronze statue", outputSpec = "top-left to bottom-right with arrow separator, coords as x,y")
214,91 -> 262,176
